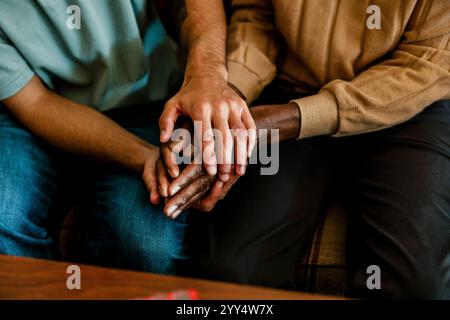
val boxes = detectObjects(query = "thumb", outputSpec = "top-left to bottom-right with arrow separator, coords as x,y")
159,101 -> 180,143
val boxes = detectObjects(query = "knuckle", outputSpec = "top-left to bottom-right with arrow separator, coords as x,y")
232,101 -> 245,113
224,130 -> 233,142
198,176 -> 213,190
159,115 -> 172,128
247,117 -> 257,129
191,109 -> 204,120
234,128 -> 248,140
204,128 -> 216,142
194,164 -> 205,175
179,196 -> 190,205
164,99 -> 176,110
192,103 -> 209,117
203,203 -> 214,212
198,101 -> 212,112
180,189 -> 194,202
217,104 -> 230,117
230,117 -> 245,130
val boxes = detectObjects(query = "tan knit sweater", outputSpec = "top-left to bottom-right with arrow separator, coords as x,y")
226,0 -> 450,139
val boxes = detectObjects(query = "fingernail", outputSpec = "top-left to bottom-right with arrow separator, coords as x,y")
167,205 -> 178,216
171,210 -> 182,220
169,185 -> 181,196
239,166 -> 246,176
170,169 -> 179,179
220,174 -> 230,182
151,193 -> 160,204
207,165 -> 217,176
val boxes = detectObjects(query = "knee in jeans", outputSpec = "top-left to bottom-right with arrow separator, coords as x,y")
135,235 -> 184,274
0,193 -> 48,241
100,202 -> 188,273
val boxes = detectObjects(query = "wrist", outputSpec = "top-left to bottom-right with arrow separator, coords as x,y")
250,103 -> 301,142
184,61 -> 228,83
126,142 -> 158,174
184,39 -> 227,82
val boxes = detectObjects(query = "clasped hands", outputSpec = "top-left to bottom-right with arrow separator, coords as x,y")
158,119 -> 249,219
155,74 -> 255,219
145,75 -> 299,219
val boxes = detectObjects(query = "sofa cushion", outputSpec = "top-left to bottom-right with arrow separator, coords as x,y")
297,203 -> 348,296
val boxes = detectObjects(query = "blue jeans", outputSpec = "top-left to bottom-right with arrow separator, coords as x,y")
0,105 -> 189,274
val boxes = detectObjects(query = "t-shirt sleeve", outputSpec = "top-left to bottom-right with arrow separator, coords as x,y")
0,31 -> 34,100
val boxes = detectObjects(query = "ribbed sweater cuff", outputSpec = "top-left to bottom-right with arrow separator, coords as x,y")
291,90 -> 339,139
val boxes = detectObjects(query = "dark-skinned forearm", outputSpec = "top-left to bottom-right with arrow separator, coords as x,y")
162,103 -> 301,214
250,103 -> 301,142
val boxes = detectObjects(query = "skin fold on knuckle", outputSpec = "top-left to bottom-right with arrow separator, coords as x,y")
180,189 -> 209,212
177,165 -> 203,189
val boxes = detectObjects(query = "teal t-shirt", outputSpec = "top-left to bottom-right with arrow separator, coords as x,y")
0,0 -> 181,111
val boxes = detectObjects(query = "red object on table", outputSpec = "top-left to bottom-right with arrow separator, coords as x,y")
132,289 -> 199,300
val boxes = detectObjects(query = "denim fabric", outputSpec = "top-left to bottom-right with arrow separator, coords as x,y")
0,108 -> 68,259
0,105 -> 189,274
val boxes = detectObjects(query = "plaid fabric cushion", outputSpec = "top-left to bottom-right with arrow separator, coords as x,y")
297,203 -> 348,296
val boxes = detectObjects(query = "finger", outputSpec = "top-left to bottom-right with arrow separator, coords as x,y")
169,119 -> 194,154
219,174 -> 240,200
242,108 -> 257,158
142,163 -> 160,205
173,179 -> 219,218
159,100 -> 180,143
170,189 -> 209,220
229,113 -> 247,176
168,164 -> 204,196
192,174 -> 239,211
194,180 -> 224,212
156,158 -> 170,198
164,174 -> 215,218
169,137 -> 189,154
213,111 -> 232,182
200,115 -> 217,176
160,143 -> 180,179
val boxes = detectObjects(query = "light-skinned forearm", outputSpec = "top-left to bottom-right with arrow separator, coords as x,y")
181,0 -> 228,80
3,77 -> 156,174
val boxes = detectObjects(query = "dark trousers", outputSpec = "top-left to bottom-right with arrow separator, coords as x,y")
193,85 -> 450,299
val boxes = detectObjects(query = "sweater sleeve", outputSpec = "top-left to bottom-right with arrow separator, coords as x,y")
293,0 -> 450,139
226,0 -> 279,103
